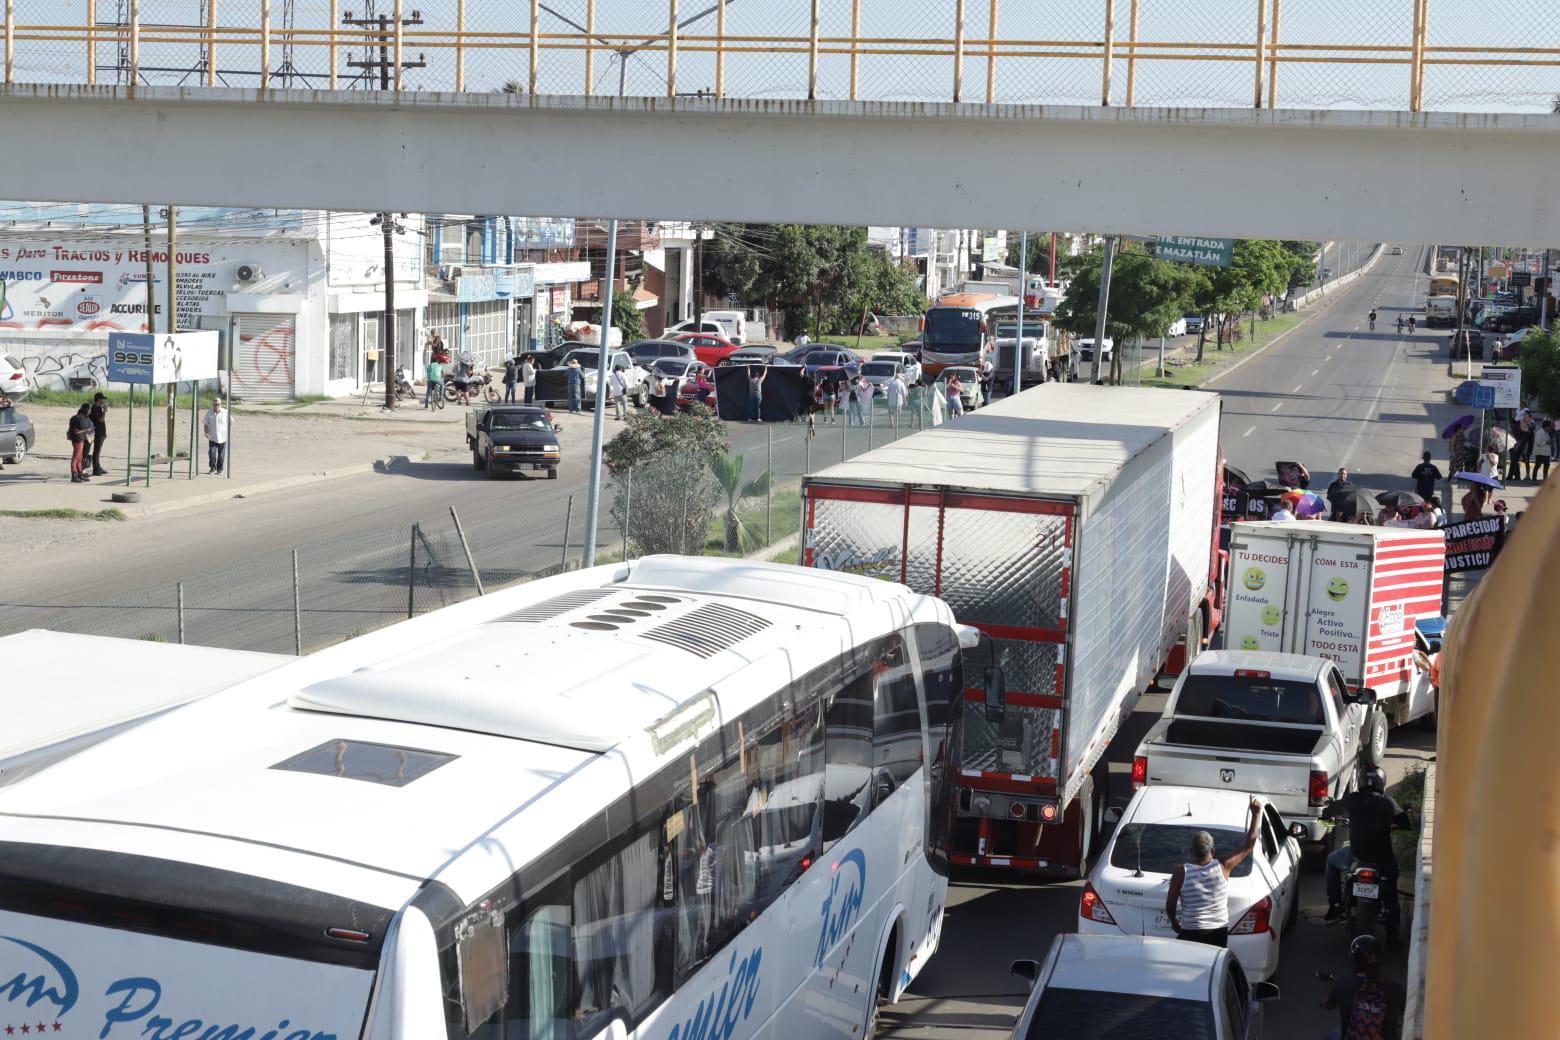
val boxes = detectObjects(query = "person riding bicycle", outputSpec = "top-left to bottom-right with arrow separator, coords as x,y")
1321,766 -> 1412,945
1396,316 -> 1404,332
1322,935 -> 1406,1040
1408,315 -> 1416,332
1368,309 -> 1377,330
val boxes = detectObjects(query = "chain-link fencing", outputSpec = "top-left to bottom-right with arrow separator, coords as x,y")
6,1 -> 1556,113
1,392 -> 970,655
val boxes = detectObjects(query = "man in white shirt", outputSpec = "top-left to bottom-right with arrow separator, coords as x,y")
202,398 -> 229,475
885,373 -> 908,428
521,356 -> 537,404
608,366 -> 629,420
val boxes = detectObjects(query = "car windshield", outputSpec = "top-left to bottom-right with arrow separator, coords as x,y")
939,368 -> 975,382
1174,675 -> 1324,725
653,359 -> 692,376
563,350 -> 599,368
1024,987 -> 1215,1040
488,411 -> 551,431
1107,824 -> 1256,877
924,308 -> 983,348
861,362 -> 897,377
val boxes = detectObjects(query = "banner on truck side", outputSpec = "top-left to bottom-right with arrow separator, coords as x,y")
1443,515 -> 1508,573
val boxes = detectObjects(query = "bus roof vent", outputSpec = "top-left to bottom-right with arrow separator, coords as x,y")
494,588 -> 613,623
639,602 -> 771,659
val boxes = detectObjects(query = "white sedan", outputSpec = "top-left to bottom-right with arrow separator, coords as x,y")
871,350 -> 922,385
1077,785 -> 1302,981
1009,934 -> 1279,1039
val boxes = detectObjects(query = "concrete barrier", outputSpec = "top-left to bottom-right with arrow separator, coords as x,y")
1403,760 -> 1435,1040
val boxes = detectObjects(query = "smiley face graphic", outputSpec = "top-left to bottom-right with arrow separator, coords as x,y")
1243,567 -> 1266,591
1240,635 -> 1261,650
1261,604 -> 1282,626
1326,577 -> 1350,601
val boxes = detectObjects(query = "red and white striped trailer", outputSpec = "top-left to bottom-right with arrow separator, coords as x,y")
1222,521 -> 1444,752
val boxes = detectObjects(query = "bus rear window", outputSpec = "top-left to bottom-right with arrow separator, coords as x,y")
1174,675 -> 1324,725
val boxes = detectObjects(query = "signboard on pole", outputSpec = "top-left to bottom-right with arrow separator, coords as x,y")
1478,364 -> 1522,409
1153,236 -> 1236,267
1443,515 -> 1508,573
1454,380 -> 1497,409
1509,271 -> 1532,288
107,330 -> 220,385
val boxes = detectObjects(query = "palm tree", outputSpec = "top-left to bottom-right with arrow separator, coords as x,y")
709,451 -> 772,552
501,80 -> 524,95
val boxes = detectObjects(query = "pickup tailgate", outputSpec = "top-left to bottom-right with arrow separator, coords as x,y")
1140,720 -> 1327,816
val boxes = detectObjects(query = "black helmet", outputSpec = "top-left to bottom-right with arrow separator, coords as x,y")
1350,934 -> 1382,969
1360,765 -> 1387,793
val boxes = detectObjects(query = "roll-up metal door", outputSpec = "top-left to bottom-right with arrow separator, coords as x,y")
232,313 -> 296,401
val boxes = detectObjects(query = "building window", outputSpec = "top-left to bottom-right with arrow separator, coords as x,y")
328,313 -> 358,382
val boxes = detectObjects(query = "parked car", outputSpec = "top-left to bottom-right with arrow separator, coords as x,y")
935,365 -> 981,411
626,339 -> 697,366
857,359 -> 906,396
699,309 -> 749,345
672,332 -> 741,367
1495,326 -> 1532,360
1079,786 -> 1302,980
556,348 -> 651,406
0,354 -> 29,400
525,342 -> 586,370
0,402 -> 34,464
716,345 -> 778,369
781,343 -> 844,365
664,318 -> 727,338
1479,307 -> 1537,334
1009,934 -> 1279,1040
1132,650 -> 1375,843
1075,338 -> 1114,366
1184,314 -> 1205,335
1449,329 -> 1485,360
465,404 -> 562,479
800,348 -> 861,379
871,350 -> 923,385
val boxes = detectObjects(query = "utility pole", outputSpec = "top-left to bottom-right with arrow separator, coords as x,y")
1090,236 -> 1118,385
373,213 -> 406,409
1454,246 -> 1470,380
343,3 -> 425,88
1014,231 -> 1027,395
582,218 -> 619,569
694,223 -> 705,327
166,206 -> 178,462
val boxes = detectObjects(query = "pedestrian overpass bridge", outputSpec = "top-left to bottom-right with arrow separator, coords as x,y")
1,84 -> 1557,244
0,0 -> 1557,242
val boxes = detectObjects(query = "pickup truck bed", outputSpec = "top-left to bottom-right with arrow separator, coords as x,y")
1163,719 -> 1325,757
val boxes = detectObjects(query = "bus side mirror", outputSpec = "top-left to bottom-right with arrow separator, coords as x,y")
983,666 -> 1007,725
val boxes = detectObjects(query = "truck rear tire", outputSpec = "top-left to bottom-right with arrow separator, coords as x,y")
1361,711 -> 1388,767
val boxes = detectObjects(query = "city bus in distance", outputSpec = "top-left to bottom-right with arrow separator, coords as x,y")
0,555 -> 971,1040
920,292 -> 1020,378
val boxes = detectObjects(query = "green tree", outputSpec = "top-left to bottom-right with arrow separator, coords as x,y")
610,451 -> 720,557
709,450 -> 773,552
1056,243 -> 1199,383
1006,232 -> 1074,276
1518,327 -> 1560,415
1187,240 -> 1293,361
582,285 -> 646,343
602,405 -> 726,473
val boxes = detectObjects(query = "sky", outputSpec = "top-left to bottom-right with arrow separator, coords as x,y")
13,0 -> 1556,113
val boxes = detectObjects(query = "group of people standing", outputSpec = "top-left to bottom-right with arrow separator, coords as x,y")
808,370 -> 914,428
500,353 -> 540,406
59,393 -> 228,481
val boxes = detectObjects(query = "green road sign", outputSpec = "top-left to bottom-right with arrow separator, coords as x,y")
1155,236 -> 1235,267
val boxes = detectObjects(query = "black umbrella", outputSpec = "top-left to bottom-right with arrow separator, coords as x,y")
1329,487 -> 1379,518
1375,490 -> 1424,510
1242,479 -> 1291,496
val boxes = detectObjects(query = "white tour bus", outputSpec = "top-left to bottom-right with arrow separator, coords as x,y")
0,556 -> 971,1040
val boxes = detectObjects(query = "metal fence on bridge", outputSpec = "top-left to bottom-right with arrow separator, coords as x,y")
2,1 -> 1555,113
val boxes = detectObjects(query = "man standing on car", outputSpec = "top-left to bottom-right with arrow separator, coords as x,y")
88,392 -> 110,476
1165,796 -> 1262,948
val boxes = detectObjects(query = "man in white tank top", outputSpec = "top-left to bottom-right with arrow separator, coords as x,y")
1165,796 -> 1262,948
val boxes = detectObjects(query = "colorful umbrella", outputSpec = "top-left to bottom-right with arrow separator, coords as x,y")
1292,492 -> 1329,517
1441,414 -> 1476,438
1454,470 -> 1505,490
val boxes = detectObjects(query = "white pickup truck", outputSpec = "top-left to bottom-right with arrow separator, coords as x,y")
1132,650 -> 1375,842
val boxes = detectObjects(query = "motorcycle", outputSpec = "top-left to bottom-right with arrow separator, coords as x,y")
393,366 -> 417,402
446,369 -> 499,404
1340,858 -> 1389,944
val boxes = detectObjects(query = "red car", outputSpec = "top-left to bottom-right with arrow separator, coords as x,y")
673,332 -> 741,367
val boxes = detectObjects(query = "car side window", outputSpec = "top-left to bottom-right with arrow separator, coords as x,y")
1262,805 -> 1288,855
1325,670 -> 1349,722
1258,815 -> 1278,861
1222,957 -> 1251,1037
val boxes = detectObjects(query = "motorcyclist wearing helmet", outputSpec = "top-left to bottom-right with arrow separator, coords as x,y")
1321,766 -> 1413,941
1322,935 -> 1406,1038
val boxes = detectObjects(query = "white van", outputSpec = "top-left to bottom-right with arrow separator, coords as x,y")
703,309 -> 748,345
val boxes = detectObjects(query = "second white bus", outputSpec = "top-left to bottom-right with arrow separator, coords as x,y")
0,555 -> 972,1040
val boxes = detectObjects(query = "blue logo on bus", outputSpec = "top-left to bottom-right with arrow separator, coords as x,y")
815,849 -> 867,967
0,936 -> 79,1016
665,946 -> 763,1040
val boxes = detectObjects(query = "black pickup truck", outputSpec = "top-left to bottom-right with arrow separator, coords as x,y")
465,404 -> 562,479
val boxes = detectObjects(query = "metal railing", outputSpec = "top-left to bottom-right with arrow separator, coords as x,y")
2,1 -> 1555,113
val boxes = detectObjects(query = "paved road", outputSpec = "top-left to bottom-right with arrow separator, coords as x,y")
0,406 -> 920,650
883,245 -> 1443,1040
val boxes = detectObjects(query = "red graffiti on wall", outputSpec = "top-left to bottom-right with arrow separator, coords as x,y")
235,324 -> 295,391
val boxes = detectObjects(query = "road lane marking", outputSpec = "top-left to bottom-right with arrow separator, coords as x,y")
1292,384 -> 1303,393
1270,402 -> 1283,412
1243,426 -> 1255,438
1311,369 -> 1319,376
